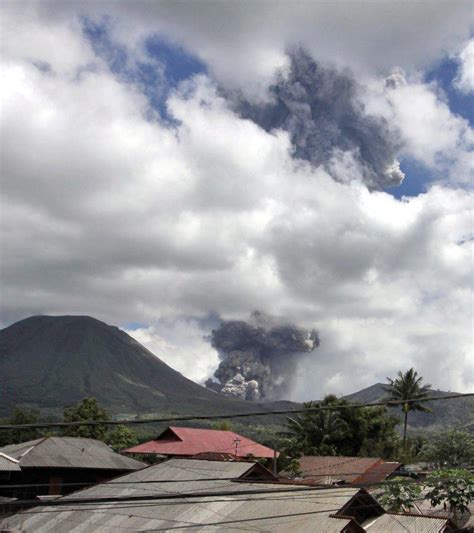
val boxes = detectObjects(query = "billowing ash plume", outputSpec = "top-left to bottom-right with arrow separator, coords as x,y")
234,48 -> 404,189
205,312 -> 319,401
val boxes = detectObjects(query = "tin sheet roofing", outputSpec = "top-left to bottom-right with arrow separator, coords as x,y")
3,459 -> 363,532
125,426 -> 278,459
0,452 -> 21,471
364,512 -> 450,532
0,437 -> 145,470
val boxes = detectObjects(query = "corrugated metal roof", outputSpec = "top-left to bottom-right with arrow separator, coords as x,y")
364,512 -> 450,532
3,458 -> 363,532
0,437 -> 145,470
352,461 -> 402,485
287,456 -> 400,485
0,452 -> 21,471
125,426 -> 278,459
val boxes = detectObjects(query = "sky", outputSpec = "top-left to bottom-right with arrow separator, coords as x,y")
1,1 -> 473,400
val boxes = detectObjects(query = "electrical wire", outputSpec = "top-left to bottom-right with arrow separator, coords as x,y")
2,469 -> 470,491
1,392 -> 472,430
4,471 -> 471,509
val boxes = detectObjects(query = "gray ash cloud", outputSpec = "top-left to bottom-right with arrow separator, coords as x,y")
205,312 -> 319,400
234,48 -> 404,189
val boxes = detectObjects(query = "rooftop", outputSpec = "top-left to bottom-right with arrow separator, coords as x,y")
0,452 -> 21,472
125,426 -> 278,459
364,512 -> 452,532
0,437 -> 145,471
286,456 -> 402,485
3,459 -> 368,532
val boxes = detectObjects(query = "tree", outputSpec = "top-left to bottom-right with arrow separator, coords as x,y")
63,397 -> 110,440
288,403 -> 350,456
384,368 -> 431,447
106,425 -> 138,452
420,429 -> 474,468
212,420 -> 233,431
380,477 -> 422,512
425,469 -> 474,528
0,407 -> 43,446
286,395 -> 400,459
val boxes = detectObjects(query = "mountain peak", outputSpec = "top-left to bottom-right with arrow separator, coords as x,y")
0,315 -> 226,416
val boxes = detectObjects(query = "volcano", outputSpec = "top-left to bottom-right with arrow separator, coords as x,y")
0,315 -> 262,418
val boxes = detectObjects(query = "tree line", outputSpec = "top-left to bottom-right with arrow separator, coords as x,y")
0,397 -> 139,452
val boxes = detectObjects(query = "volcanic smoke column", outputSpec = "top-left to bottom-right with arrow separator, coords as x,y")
205,312 -> 319,400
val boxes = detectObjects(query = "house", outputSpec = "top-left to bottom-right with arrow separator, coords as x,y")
282,455 -> 403,486
363,513 -> 454,531
124,425 -> 278,460
2,458 -> 454,532
0,436 -> 145,500
0,453 -> 21,478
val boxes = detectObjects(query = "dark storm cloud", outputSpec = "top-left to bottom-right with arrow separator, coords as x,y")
234,48 -> 404,189
205,311 -> 319,400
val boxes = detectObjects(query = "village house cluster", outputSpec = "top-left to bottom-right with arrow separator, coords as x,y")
1,426 -> 468,532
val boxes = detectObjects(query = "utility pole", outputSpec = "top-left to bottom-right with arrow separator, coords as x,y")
272,449 -> 278,476
233,437 -> 241,457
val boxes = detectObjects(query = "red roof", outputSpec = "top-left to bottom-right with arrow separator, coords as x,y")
124,426 -> 278,459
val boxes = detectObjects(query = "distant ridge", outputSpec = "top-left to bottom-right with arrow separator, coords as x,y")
0,315 -> 264,418
345,382 -> 474,433
1,315 -> 472,433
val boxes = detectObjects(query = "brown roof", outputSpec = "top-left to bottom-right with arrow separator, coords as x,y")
353,461 -> 402,485
285,456 -> 402,485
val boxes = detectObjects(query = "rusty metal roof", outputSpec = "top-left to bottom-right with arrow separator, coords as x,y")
286,456 -> 401,485
125,426 -> 278,459
0,437 -> 145,471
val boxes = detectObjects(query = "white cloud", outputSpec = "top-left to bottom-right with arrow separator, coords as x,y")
0,3 -> 95,76
1,2 -> 473,399
364,72 -> 473,185
455,39 -> 474,94
125,319 -> 218,384
104,0 -> 474,100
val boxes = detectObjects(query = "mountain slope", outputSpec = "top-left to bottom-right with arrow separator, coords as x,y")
345,383 -> 474,433
0,315 -> 264,418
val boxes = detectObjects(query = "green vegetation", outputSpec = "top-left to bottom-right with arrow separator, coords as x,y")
63,397 -> 111,440
384,368 -> 431,446
0,407 -> 43,446
425,469 -> 474,528
285,394 -> 401,458
380,477 -> 422,512
419,429 -> 474,468
106,425 -> 139,451
0,398 -> 140,450
381,469 -> 474,528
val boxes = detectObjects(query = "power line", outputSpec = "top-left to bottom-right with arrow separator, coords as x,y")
4,472 -> 470,509
5,500 -> 390,529
1,392 -> 472,430
2,468 -> 468,491
0,484 -> 366,508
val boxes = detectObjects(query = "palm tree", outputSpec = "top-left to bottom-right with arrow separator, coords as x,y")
287,401 -> 351,455
384,368 -> 431,447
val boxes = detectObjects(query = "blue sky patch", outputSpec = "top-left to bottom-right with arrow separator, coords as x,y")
425,56 -> 474,126
82,17 -> 206,121
386,157 -> 436,198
